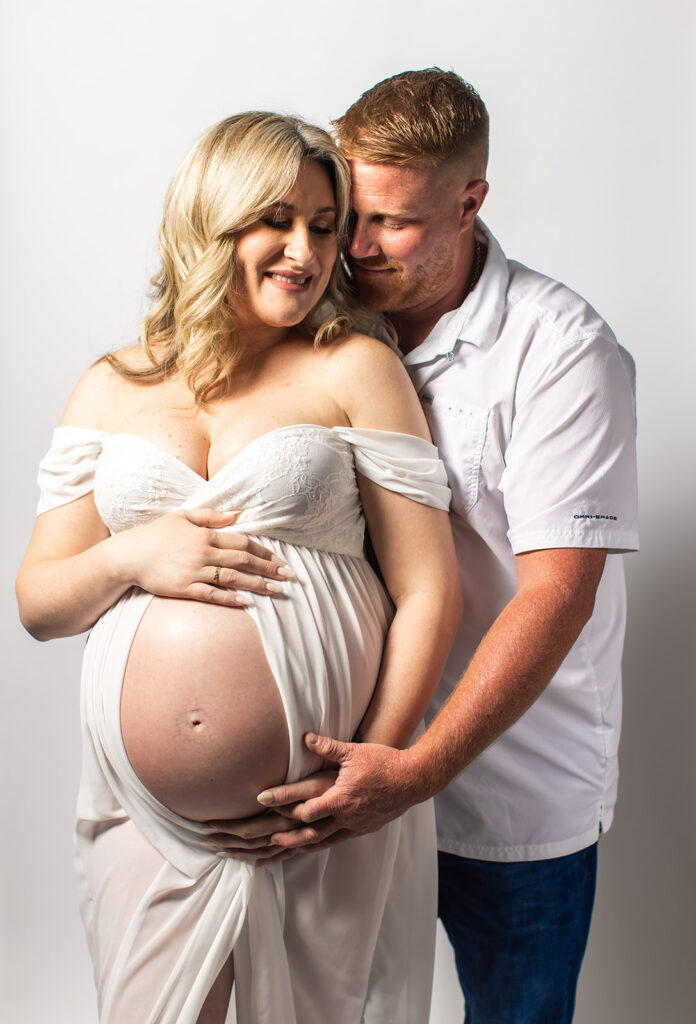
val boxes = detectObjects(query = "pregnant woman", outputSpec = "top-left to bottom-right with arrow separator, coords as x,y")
16,112 -> 462,1024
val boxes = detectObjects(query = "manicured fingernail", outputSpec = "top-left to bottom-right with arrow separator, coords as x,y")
215,851 -> 231,858
265,582 -> 285,594
276,566 -> 296,579
257,791 -> 273,805
235,594 -> 254,606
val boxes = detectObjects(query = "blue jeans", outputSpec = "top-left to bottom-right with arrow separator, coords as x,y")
438,844 -> 598,1024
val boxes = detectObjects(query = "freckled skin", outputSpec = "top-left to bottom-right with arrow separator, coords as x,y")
120,597 -> 290,820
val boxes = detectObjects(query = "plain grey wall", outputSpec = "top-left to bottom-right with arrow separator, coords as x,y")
2,1 -> 694,1021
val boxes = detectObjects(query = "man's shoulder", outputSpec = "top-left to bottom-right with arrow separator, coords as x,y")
494,260 -> 636,403
504,259 -> 616,349
501,259 -> 624,361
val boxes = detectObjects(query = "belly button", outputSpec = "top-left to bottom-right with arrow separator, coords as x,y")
187,708 -> 206,729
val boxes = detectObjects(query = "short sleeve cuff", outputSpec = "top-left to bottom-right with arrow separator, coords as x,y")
508,525 -> 640,555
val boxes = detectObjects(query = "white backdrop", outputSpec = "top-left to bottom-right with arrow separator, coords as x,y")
1,2 -> 694,1021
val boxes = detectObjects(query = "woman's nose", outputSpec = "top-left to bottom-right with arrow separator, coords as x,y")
284,225 -> 314,265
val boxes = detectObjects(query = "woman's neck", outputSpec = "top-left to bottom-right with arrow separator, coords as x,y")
233,321 -> 293,358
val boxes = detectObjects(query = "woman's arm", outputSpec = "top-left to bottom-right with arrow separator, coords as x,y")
18,491 -> 125,640
355,484 -> 460,747
337,335 -> 463,748
16,497 -> 264,640
16,367 -> 288,641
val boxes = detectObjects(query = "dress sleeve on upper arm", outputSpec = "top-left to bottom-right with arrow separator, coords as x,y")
37,426 -> 108,514
332,426 -> 451,510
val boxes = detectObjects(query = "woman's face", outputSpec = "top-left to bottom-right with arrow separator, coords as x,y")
233,160 -> 338,337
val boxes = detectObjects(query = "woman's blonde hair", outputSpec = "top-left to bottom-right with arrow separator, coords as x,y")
106,112 -> 385,404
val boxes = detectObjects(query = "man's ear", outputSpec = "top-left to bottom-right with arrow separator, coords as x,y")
460,179 -> 489,231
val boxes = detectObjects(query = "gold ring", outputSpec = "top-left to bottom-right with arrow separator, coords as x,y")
213,565 -> 221,585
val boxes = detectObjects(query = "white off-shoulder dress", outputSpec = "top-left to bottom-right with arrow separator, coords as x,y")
36,423 -> 451,1024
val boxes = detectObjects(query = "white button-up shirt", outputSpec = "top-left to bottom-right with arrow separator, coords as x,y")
404,221 -> 639,861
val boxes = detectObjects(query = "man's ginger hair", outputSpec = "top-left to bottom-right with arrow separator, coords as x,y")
332,68 -> 489,174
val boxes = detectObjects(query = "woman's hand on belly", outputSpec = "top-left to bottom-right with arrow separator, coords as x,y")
111,508 -> 291,605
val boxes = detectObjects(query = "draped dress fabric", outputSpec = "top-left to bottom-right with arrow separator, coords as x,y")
36,423 -> 451,1024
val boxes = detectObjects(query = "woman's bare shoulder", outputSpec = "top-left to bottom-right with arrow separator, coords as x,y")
321,331 -> 404,375
59,346 -> 144,429
321,332 -> 428,436
326,330 -> 397,355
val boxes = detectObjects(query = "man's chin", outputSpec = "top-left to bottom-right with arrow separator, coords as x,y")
354,288 -> 384,311
354,280 -> 406,312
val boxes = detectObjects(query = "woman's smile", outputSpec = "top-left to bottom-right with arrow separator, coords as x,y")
264,270 -> 314,290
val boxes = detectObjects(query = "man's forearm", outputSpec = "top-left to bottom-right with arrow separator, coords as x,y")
405,548 -> 607,798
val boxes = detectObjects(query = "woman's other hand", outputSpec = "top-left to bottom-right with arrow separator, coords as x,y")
114,507 -> 292,607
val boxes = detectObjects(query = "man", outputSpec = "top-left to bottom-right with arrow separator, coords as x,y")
216,70 -> 639,1022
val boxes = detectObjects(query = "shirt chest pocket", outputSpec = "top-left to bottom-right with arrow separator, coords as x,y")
421,395 -> 489,515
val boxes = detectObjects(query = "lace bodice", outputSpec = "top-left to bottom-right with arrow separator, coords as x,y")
37,424 -> 450,558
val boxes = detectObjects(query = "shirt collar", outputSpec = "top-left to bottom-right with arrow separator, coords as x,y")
402,220 -> 510,367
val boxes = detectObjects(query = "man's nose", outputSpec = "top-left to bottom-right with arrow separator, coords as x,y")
284,225 -> 315,265
349,218 -> 380,259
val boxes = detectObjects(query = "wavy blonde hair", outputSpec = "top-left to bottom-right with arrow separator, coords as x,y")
106,112 -> 387,404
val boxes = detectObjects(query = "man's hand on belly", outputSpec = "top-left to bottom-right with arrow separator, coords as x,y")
252,733 -> 426,847
204,769 -> 350,862
205,730 -> 427,859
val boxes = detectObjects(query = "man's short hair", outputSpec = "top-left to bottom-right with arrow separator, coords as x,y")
332,68 -> 489,173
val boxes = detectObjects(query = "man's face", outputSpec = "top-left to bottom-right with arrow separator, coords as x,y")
347,158 -> 469,314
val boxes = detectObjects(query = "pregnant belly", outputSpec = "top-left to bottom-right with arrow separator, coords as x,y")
120,597 -> 290,822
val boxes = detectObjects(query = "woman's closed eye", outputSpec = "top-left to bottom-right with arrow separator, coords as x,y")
262,217 -> 291,230
261,217 -> 335,236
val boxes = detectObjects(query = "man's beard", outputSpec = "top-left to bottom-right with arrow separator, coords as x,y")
350,260 -> 405,311
350,243 -> 456,314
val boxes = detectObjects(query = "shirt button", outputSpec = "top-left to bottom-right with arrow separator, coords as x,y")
445,350 -> 455,361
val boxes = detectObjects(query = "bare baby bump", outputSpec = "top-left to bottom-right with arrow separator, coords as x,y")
120,598 -> 290,821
